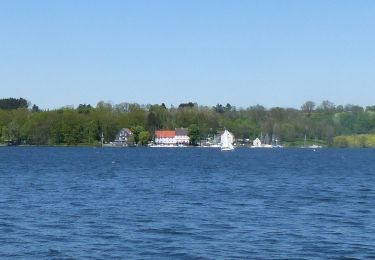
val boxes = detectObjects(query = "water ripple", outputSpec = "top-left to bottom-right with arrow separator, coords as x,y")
1,147 -> 375,258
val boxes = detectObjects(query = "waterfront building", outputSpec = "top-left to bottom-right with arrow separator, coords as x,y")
114,128 -> 134,146
154,128 -> 190,145
175,128 -> 189,145
252,138 -> 262,147
155,130 -> 176,145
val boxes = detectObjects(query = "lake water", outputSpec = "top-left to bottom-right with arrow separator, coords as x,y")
1,147 -> 375,259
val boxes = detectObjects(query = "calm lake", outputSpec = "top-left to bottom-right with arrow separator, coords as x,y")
1,147 -> 375,259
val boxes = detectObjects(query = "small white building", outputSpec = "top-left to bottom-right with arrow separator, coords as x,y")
252,138 -> 262,147
251,137 -> 273,148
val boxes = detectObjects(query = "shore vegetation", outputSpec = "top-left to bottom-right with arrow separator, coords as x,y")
1,98 -> 375,147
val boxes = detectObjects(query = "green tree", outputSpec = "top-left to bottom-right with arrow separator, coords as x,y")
130,125 -> 145,145
0,97 -> 28,110
188,124 -> 200,146
301,101 -> 315,117
138,131 -> 150,146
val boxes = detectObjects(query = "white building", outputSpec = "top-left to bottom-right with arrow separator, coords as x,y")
175,128 -> 189,145
154,128 -> 190,146
114,128 -> 134,146
252,138 -> 262,147
251,137 -> 272,148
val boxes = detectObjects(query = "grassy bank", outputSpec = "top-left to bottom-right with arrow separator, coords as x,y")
333,134 -> 375,148
282,138 -> 326,147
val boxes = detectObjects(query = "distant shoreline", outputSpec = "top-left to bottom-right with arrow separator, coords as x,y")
2,144 -> 374,149
2,98 -> 375,149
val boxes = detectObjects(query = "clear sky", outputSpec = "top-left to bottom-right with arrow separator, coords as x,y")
1,0 -> 374,109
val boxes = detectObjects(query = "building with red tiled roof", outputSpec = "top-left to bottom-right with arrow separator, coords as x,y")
155,130 -> 176,139
154,128 -> 189,145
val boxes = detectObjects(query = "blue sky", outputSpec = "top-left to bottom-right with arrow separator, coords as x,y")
1,0 -> 374,109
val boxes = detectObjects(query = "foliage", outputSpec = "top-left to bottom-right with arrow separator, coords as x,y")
138,131 -> 150,146
130,125 -> 145,145
2,98 -> 375,147
188,124 -> 200,146
333,134 -> 375,148
0,98 -> 28,110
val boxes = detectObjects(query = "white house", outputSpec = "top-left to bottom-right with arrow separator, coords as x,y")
175,128 -> 189,145
154,128 -> 190,146
155,130 -> 176,145
252,138 -> 262,147
251,137 -> 273,148
114,128 -> 134,146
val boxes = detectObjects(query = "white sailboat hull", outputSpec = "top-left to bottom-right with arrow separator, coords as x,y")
221,147 -> 234,151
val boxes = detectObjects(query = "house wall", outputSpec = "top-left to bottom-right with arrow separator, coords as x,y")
155,137 -> 176,145
155,136 -> 190,145
154,128 -> 190,145
175,135 -> 189,144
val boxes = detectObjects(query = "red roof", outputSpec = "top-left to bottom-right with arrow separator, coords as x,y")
155,130 -> 176,138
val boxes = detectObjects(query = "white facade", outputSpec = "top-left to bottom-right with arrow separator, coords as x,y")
175,135 -> 189,144
155,137 -> 176,145
252,138 -> 262,147
251,137 -> 273,148
155,136 -> 189,145
154,128 -> 190,145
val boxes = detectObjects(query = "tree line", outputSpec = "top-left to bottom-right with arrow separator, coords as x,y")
1,97 -> 375,147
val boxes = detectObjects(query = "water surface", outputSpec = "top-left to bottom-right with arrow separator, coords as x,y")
1,147 -> 375,259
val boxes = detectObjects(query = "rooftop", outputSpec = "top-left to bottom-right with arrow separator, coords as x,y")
155,130 -> 176,138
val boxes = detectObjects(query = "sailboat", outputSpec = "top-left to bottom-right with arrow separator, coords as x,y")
220,130 -> 235,151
